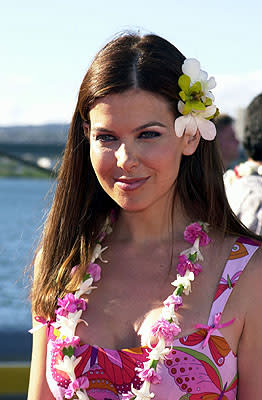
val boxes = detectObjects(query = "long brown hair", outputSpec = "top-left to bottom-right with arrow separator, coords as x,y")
31,32 -> 260,320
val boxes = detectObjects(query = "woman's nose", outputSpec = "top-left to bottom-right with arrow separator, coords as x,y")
115,143 -> 138,171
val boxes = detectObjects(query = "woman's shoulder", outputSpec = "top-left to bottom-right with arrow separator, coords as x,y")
233,237 -> 262,301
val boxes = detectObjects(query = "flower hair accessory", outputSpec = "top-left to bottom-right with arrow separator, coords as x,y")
175,58 -> 219,141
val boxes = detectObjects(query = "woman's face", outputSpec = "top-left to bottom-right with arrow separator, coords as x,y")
89,89 -> 190,212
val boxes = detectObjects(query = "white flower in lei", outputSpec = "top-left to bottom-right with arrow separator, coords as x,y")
54,355 -> 81,381
76,390 -> 90,400
161,303 -> 179,322
91,243 -> 108,263
54,310 -> 83,338
75,276 -> 96,298
147,337 -> 171,362
180,236 -> 204,261
131,381 -> 155,400
171,270 -> 195,296
174,57 -> 219,140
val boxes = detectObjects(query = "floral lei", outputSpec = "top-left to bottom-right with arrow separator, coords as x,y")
224,159 -> 262,187
30,219 -> 212,400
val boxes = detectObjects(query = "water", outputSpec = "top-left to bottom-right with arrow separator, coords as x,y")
0,178 -> 54,332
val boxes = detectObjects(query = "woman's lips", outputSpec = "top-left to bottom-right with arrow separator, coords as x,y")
114,177 -> 149,191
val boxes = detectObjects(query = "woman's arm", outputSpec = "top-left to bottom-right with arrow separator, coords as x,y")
27,321 -> 55,400
237,248 -> 262,399
27,248 -> 55,399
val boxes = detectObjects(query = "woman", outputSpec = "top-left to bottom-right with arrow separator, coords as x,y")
28,33 -> 262,400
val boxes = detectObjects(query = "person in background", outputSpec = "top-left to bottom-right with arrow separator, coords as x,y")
215,114 -> 240,169
27,33 -> 262,400
225,93 -> 262,235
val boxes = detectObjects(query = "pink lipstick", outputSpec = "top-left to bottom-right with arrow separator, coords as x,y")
114,177 -> 149,191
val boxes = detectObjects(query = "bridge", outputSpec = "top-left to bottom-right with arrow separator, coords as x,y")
0,142 -> 65,158
0,123 -> 69,175
0,142 -> 65,176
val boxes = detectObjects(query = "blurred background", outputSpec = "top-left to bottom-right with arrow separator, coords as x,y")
0,0 -> 262,397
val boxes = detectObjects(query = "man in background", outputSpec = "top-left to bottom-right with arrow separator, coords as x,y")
215,114 -> 240,170
224,93 -> 262,235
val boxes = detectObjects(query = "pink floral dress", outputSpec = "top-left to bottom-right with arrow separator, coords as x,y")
45,237 -> 260,399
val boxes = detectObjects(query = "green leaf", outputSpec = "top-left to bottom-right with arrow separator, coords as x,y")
178,74 -> 190,91
175,284 -> 184,296
149,359 -> 159,370
188,252 -> 197,262
83,273 -> 91,282
183,101 -> 192,115
188,81 -> 202,94
205,97 -> 212,106
62,345 -> 75,357
227,274 -> 232,289
191,100 -> 205,111
179,90 -> 186,102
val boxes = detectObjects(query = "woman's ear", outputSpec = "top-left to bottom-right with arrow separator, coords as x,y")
182,130 -> 201,156
82,121 -> 90,139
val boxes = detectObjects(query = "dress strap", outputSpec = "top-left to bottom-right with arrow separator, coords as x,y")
207,237 -> 260,325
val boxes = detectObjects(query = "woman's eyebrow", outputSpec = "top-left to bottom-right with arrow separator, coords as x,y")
133,121 -> 167,132
91,121 -> 167,133
91,126 -> 114,133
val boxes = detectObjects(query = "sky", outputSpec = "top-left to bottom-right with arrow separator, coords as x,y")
0,0 -> 262,126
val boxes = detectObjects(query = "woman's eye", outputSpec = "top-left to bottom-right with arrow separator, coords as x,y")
96,134 -> 116,142
139,131 -> 161,139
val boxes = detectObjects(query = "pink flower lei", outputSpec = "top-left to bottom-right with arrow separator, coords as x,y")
30,217 -> 211,400
130,221 -> 211,400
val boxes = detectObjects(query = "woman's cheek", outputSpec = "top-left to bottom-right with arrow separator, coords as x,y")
91,147 -> 114,181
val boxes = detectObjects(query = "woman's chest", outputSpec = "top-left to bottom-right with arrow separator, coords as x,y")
76,261 -> 221,350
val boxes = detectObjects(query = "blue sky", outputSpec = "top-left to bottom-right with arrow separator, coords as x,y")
0,0 -> 262,125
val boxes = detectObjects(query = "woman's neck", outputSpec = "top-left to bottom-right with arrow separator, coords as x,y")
113,196 -> 190,245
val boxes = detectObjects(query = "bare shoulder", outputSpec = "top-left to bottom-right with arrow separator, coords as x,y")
237,243 -> 262,398
239,243 -> 262,296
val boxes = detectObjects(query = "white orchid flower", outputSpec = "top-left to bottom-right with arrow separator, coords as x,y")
180,236 -> 203,262
182,58 -> 201,84
55,310 -> 83,338
148,337 -> 171,362
75,277 -> 97,298
54,355 -> 81,381
131,381 -> 155,400
182,58 -> 216,101
200,73 -> 216,102
171,270 -> 195,296
91,243 -> 108,263
175,103 -> 217,141
161,304 -> 179,324
76,390 -> 89,400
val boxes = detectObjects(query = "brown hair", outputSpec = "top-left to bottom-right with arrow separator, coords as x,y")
31,32 -> 261,320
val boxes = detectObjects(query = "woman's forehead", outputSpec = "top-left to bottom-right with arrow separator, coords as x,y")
89,89 -> 173,126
